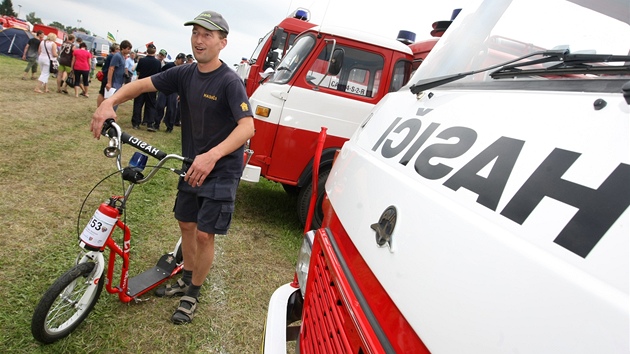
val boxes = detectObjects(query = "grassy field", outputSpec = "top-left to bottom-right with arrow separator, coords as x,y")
0,55 -> 304,353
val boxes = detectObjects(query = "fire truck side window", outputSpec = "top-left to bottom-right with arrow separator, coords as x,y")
390,60 -> 413,92
251,31 -> 272,65
306,44 -> 385,98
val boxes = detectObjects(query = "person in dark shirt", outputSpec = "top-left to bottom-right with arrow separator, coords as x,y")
91,10 -> 254,325
22,30 -> 44,80
56,34 -> 75,93
131,44 -> 162,129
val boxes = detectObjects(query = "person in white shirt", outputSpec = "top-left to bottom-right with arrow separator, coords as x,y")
124,51 -> 136,84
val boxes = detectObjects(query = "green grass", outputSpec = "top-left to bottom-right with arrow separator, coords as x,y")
0,54 -> 304,353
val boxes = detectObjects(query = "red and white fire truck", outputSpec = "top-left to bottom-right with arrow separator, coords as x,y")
32,23 -> 66,46
262,0 -> 630,352
241,11 -> 449,228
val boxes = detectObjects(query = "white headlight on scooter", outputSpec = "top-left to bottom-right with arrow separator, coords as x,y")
295,230 -> 315,297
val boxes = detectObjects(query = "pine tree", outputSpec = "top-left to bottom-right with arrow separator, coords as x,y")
0,0 -> 17,17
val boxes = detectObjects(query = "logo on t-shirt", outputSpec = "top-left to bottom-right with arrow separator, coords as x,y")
240,102 -> 249,112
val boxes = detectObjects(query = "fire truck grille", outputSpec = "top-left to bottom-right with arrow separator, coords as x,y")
301,248 -> 355,353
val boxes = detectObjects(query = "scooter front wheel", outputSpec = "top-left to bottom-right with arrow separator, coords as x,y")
31,261 -> 104,344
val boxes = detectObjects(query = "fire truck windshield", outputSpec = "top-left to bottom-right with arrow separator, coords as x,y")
410,0 -> 630,87
269,34 -> 316,84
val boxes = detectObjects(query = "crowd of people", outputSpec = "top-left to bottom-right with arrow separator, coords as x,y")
129,46 -> 192,132
24,31 -> 99,96
21,33 -> 196,132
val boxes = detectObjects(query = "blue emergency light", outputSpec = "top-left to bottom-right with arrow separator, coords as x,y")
396,30 -> 416,45
294,9 -> 309,21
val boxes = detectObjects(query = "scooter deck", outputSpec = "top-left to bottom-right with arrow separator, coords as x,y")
127,253 -> 180,298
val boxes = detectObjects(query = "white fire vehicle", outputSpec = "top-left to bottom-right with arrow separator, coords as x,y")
262,0 -> 630,352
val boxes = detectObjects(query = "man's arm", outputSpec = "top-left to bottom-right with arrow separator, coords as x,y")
183,117 -> 255,187
22,44 -> 29,60
90,77 -> 157,138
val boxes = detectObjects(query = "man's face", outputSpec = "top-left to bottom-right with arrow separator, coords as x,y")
122,47 -> 132,56
190,25 -> 226,64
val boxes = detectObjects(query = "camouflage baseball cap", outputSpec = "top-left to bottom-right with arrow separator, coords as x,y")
184,10 -> 229,34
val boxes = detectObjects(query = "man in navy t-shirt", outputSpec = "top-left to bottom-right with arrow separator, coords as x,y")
90,10 -> 254,325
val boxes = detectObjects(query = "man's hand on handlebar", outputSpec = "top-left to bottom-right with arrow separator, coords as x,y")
91,101 -> 117,139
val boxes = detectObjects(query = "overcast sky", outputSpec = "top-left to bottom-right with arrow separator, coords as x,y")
14,0 -> 464,67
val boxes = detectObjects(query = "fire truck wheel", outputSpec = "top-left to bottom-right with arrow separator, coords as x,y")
282,183 -> 299,196
297,170 -> 329,229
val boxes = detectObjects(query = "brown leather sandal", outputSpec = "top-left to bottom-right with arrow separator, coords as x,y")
171,295 -> 197,324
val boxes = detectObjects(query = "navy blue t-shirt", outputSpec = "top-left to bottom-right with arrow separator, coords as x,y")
162,61 -> 176,71
135,55 -> 161,79
151,62 -> 253,179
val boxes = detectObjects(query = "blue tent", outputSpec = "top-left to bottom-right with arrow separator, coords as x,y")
0,27 -> 33,58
